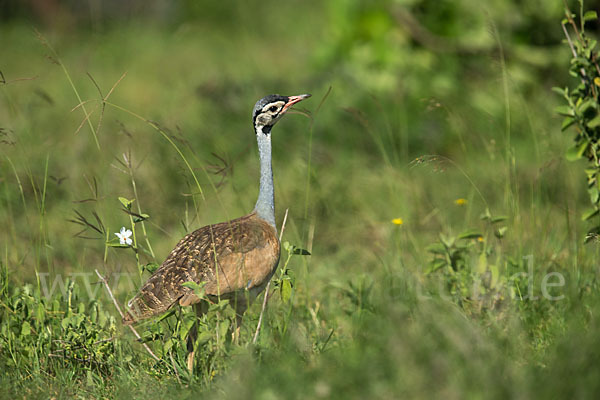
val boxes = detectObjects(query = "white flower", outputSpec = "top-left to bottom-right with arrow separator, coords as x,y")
115,227 -> 133,246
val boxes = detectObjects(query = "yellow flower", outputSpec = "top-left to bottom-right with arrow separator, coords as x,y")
477,236 -> 484,242
595,77 -> 600,87
391,218 -> 403,225
454,198 -> 467,206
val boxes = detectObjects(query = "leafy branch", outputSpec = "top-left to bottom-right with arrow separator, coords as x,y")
555,1 -> 600,243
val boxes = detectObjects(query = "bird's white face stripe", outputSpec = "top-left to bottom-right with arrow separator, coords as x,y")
261,101 -> 285,114
255,101 -> 287,129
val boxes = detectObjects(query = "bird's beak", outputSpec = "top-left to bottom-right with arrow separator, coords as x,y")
282,93 -> 311,113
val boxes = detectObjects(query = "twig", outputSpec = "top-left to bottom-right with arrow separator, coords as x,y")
94,269 -> 160,362
252,208 -> 289,345
561,22 -> 578,60
562,22 -> 586,83
562,2 -> 588,83
169,352 -> 182,384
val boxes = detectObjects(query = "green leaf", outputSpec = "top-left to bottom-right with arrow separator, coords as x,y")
561,116 -> 575,131
36,302 -> 45,323
90,302 -> 98,323
551,86 -> 567,96
585,168 -> 597,178
139,332 -> 162,343
491,216 -> 508,224
196,331 -> 213,347
477,251 -> 487,274
155,308 -> 176,323
143,263 -> 160,274
566,140 -> 589,161
489,264 -> 500,288
458,230 -> 483,240
439,233 -> 454,249
426,260 -> 447,274
554,105 -> 574,117
209,299 -> 229,312
218,319 -> 230,340
589,186 -> 599,204
425,243 -> 446,255
292,247 -> 311,255
480,208 -> 492,221
182,281 -> 202,290
584,10 -> 598,22
133,213 -> 150,223
581,207 -> 600,221
280,278 -> 292,303
494,226 -> 508,239
578,99 -> 597,116
182,281 -> 206,299
589,114 -> 600,128
179,315 -> 197,341
72,313 -> 84,327
163,338 -> 173,353
283,241 -> 310,255
118,197 -> 135,209
21,321 -> 31,336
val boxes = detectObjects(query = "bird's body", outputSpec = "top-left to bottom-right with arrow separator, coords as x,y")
122,93 -> 310,368
122,212 -> 280,324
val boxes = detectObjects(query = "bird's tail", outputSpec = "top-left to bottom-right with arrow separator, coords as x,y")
121,288 -> 174,325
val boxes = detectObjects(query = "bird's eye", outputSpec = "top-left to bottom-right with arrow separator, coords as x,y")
269,106 -> 278,112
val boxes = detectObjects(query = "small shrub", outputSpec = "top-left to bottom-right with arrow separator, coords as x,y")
555,4 -> 600,243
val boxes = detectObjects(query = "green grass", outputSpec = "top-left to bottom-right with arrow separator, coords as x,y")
2,2 -> 600,398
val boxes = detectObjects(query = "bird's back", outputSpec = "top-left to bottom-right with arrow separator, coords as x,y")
122,212 -> 280,325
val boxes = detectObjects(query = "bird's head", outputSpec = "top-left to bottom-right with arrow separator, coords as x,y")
252,93 -> 311,134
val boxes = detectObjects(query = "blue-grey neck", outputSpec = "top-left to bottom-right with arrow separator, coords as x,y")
254,126 -> 276,229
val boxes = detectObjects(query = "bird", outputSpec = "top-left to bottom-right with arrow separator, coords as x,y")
122,93 -> 311,371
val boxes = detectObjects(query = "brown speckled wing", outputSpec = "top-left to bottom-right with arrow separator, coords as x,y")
122,212 -> 280,325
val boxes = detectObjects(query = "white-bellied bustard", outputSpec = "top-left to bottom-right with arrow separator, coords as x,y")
122,93 -> 311,371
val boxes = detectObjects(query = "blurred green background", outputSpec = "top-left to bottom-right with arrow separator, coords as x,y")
2,0 -> 600,398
